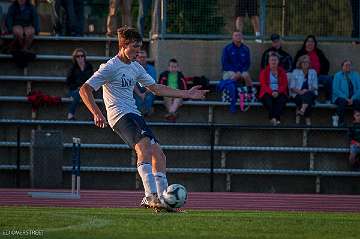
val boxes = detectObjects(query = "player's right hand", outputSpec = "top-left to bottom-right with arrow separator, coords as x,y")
94,113 -> 108,128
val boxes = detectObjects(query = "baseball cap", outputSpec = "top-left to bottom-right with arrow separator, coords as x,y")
270,33 -> 281,41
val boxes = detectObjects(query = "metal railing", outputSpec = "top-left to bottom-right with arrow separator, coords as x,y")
0,119 -> 353,192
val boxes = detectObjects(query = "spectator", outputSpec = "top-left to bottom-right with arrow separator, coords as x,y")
6,0 -> 39,51
159,58 -> 187,122
66,48 -> 93,120
221,31 -> 253,91
293,35 -> 331,102
350,0 -> 360,45
235,0 -> 261,43
137,0 -> 152,37
332,59 -> 360,126
55,0 -> 85,37
289,55 -> 318,126
107,0 -> 132,37
49,0 -> 65,36
260,33 -> 293,72
134,49 -> 156,116
349,110 -> 360,170
259,53 -> 288,126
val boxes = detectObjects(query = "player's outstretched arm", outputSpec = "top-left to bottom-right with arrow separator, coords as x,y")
147,84 -> 209,100
79,83 -> 108,128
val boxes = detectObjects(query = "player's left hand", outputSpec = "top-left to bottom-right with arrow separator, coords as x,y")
186,85 -> 209,100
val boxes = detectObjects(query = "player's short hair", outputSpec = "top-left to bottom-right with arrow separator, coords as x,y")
117,26 -> 142,48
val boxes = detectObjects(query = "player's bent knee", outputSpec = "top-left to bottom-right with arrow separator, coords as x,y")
135,138 -> 152,162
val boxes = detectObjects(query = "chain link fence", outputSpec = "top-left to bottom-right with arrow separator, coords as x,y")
162,0 -> 360,40
19,0 -> 359,40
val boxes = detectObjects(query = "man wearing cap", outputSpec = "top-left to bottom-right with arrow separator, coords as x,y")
260,33 -> 293,72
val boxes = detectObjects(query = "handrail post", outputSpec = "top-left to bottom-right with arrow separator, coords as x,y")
209,124 -> 215,192
160,0 -> 167,38
260,0 -> 267,40
16,126 -> 21,188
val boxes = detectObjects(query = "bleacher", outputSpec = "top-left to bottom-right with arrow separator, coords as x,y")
1,35 -> 359,194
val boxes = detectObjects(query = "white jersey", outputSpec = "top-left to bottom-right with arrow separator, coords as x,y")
86,56 -> 155,128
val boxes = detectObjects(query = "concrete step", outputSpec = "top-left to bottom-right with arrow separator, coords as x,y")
0,121 -> 348,146
0,144 -> 349,171
1,36 -> 150,57
0,125 -> 348,154
1,167 -> 359,193
0,80 -> 67,97
0,124 -> 210,145
0,96 -> 355,126
3,170 -> 360,193
0,78 -> 220,100
0,54 -> 106,76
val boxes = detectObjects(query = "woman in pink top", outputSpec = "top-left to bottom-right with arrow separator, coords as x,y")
293,35 -> 331,102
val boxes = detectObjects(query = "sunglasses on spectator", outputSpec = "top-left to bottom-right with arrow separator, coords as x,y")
75,54 -> 85,58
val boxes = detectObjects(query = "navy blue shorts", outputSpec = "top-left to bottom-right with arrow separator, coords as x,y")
112,113 -> 158,148
235,0 -> 258,17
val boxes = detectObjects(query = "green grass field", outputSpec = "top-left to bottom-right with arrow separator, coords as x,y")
1,207 -> 360,239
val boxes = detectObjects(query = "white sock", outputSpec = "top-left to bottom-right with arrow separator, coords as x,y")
154,172 -> 168,197
255,32 -> 260,37
137,162 -> 157,197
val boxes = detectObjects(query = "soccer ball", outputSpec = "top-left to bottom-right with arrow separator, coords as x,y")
162,184 -> 187,208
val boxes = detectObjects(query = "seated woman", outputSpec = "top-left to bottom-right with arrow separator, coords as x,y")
332,59 -> 360,126
6,0 -> 39,51
289,55 -> 318,125
66,48 -> 93,120
259,53 -> 288,126
293,35 -> 331,102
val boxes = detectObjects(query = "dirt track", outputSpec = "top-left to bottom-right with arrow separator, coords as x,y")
1,189 -> 359,212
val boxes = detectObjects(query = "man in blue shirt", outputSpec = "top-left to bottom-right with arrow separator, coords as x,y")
134,49 -> 157,116
221,31 -> 253,88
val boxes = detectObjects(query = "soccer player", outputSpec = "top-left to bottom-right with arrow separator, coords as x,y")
79,26 -> 208,210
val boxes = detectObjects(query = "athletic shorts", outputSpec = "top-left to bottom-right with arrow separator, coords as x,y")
112,113 -> 158,149
235,0 -> 258,17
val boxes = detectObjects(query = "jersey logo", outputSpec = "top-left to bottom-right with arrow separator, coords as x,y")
120,74 -> 133,87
